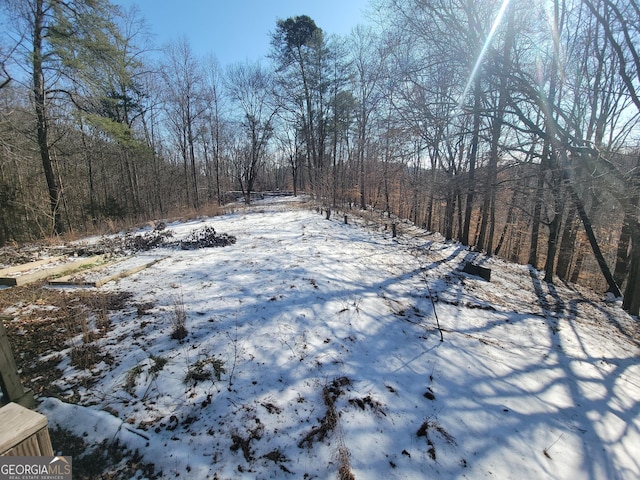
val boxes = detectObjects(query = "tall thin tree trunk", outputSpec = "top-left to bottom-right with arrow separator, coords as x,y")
494,184 -> 520,257
462,76 -> 481,246
568,183 -> 621,296
528,162 -> 545,268
613,210 -> 633,287
478,3 -> 515,253
511,212 -> 526,263
556,204 -> 578,281
188,118 -> 199,210
543,162 -> 565,283
570,244 -> 585,284
623,223 -> 640,313
426,149 -> 438,231
80,119 -> 97,225
537,0 -> 562,273
33,0 -> 64,235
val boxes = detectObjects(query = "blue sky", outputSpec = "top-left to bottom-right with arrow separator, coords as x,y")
112,0 -> 372,65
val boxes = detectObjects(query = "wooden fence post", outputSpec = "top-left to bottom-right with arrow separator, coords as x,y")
0,316 -> 34,409
0,402 -> 53,456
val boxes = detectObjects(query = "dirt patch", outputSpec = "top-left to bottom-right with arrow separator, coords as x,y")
261,402 -> 282,414
348,394 -> 386,416
0,284 -> 131,398
298,376 -> 351,449
49,427 -> 159,479
416,418 -> 456,461
262,449 -> 292,473
230,420 -> 265,462
423,387 -> 436,400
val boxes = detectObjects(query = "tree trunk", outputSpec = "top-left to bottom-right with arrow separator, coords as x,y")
444,189 -> 455,241
528,162 -> 544,268
494,185 -> 520,257
359,141 -> 366,210
623,224 -> 640,314
426,148 -> 438,231
570,244 -> 585,284
33,0 -> 65,235
511,212 -> 525,263
80,119 -> 98,225
556,204 -> 578,281
568,184 -> 621,296
122,148 -> 141,215
478,3 -> 515,253
613,201 -> 635,287
462,76 -> 481,246
202,138 -> 213,202
187,115 -> 199,210
291,155 -> 299,197
543,160 -> 565,283
543,214 -> 561,283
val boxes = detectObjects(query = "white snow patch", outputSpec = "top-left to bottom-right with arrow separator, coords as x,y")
30,197 -> 639,479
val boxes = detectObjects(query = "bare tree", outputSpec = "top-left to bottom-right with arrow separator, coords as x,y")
161,37 -> 206,210
273,119 -> 304,196
349,25 -> 390,210
476,1 -> 517,254
225,61 -> 277,204
202,55 -> 228,205
502,0 -> 625,293
0,38 -> 17,89
581,0 -> 640,312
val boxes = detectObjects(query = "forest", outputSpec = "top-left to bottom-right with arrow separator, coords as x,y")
1,0 -> 640,313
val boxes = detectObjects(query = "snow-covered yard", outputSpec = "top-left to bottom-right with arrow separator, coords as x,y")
8,196 -> 639,479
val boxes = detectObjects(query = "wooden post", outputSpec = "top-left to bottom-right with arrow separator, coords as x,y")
0,316 -> 34,409
344,214 -> 348,225
0,402 -> 53,456
326,208 -> 331,220
392,223 -> 397,238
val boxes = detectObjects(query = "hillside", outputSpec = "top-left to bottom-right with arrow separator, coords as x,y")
2,196 -> 639,479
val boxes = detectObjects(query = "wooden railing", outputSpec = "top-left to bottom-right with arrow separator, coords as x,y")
0,315 -> 34,409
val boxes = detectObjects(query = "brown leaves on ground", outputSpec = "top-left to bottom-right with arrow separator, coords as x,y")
0,283 -> 130,396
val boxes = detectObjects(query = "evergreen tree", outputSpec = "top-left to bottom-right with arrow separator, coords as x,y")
5,0 -> 123,235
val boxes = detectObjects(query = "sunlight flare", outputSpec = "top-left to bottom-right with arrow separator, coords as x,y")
457,0 -> 512,111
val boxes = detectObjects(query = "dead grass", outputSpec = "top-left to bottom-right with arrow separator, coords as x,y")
337,445 -> 355,480
70,344 -> 103,370
416,418 -> 457,461
298,376 -> 351,449
48,427 -> 159,479
124,364 -> 144,396
0,284 -> 130,396
230,425 -> 264,462
169,293 -> 188,341
348,394 -> 386,416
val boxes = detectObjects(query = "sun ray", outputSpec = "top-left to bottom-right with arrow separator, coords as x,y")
457,0 -> 512,111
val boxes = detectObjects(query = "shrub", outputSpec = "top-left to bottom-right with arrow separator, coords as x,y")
70,344 -> 101,370
185,357 -> 226,384
170,294 -> 188,341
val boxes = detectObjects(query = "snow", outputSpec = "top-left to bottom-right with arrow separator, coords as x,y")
36,196 -> 639,479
